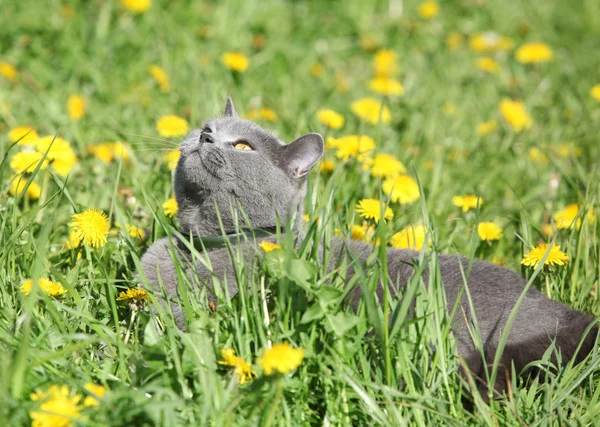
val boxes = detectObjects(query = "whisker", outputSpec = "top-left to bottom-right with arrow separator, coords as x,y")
121,132 -> 179,145
127,141 -> 179,148
130,148 -> 177,153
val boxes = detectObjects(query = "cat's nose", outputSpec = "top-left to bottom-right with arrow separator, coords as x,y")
200,133 -> 214,144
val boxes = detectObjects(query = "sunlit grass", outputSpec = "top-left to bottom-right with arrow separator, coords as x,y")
1,0 -> 600,425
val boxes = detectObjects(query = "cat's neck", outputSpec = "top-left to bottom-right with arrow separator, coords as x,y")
177,226 -> 281,252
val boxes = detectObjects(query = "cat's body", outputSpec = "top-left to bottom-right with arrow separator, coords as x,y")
140,98 -> 596,396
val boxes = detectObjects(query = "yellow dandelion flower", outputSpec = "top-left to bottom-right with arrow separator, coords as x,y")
8,126 -> 39,145
245,108 -> 278,122
219,348 -> 238,366
367,153 -> 406,178
553,204 -> 594,230
35,135 -> 78,176
369,77 -> 404,96
334,135 -> 376,162
163,198 -> 178,217
88,143 -> 114,163
20,278 -> 67,297
0,62 -> 18,81
382,175 -> 420,205
156,115 -> 189,138
521,243 -> 569,269
83,383 -> 107,408
452,195 -> 483,212
325,136 -> 340,150
9,175 -> 41,200
476,57 -> 500,73
34,135 -> 72,155
529,147 -> 549,164
70,208 -> 110,248
311,63 -> 324,77
542,224 -> 554,237
234,359 -> 256,384
67,95 -> 85,120
110,141 -> 131,161
30,385 -> 81,427
164,149 -> 180,170
53,150 -> 78,176
477,120 -> 497,136
499,98 -> 532,132
117,288 -> 149,302
317,109 -> 344,129
478,222 -> 502,241
120,0 -> 151,13
515,42 -> 553,64
469,32 -> 514,53
320,159 -> 334,174
356,199 -> 394,223
10,151 -> 49,174
126,225 -> 144,239
351,98 -> 391,125
148,65 -> 170,92
374,49 -> 399,78
244,108 -> 261,121
590,84 -> 600,101
258,342 -> 304,375
221,52 -> 249,72
446,32 -> 464,50
66,230 -> 82,250
554,142 -> 581,159
391,225 -> 427,250
218,349 -> 256,384
260,108 -> 278,122
350,224 -> 368,241
418,1 -> 439,19
259,241 -> 281,253
491,257 -> 506,266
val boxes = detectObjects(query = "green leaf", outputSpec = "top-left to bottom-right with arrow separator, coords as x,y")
300,303 -> 325,324
325,312 -> 364,337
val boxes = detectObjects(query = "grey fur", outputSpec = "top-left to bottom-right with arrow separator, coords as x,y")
140,98 -> 597,396
224,96 -> 238,117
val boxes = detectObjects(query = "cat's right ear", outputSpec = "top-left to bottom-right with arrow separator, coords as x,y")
224,97 -> 238,117
282,133 -> 324,178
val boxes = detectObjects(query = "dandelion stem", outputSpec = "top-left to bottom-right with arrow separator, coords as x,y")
264,378 -> 283,427
35,171 -> 50,223
260,275 -> 271,341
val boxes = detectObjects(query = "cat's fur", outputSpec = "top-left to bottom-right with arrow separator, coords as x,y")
140,98 -> 597,396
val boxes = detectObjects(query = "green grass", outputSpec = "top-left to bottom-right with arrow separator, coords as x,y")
1,0 -> 600,425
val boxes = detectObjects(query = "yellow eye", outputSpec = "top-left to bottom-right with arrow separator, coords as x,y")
234,142 -> 254,151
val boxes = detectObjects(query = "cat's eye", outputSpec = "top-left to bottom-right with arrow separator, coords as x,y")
202,126 -> 212,133
233,141 -> 254,151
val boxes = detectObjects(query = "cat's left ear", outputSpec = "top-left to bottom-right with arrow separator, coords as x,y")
224,96 -> 238,117
282,133 -> 324,178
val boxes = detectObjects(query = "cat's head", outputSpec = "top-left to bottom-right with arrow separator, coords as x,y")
174,97 -> 324,236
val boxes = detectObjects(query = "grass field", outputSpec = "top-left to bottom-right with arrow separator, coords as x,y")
1,0 -> 600,425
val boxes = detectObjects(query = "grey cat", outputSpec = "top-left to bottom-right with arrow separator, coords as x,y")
139,98 -> 597,397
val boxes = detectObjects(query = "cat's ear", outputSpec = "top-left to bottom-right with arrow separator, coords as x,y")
282,133 -> 324,178
223,96 -> 238,117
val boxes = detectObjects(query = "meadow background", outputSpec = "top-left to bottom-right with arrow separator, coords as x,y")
1,0 -> 600,425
